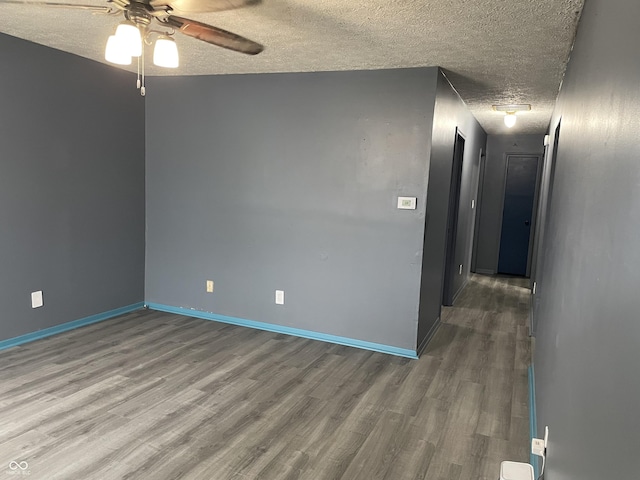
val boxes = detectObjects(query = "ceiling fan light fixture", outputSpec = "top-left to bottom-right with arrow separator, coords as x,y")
115,21 -> 142,57
153,36 -> 179,68
105,35 -> 132,66
504,112 -> 517,128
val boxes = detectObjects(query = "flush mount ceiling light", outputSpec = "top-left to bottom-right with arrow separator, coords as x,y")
504,112 -> 517,128
493,104 -> 532,128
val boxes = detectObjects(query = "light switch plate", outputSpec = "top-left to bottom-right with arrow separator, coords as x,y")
397,197 -> 417,210
275,290 -> 285,305
31,291 -> 43,309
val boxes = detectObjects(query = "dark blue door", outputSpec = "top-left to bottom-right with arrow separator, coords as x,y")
498,155 -> 539,276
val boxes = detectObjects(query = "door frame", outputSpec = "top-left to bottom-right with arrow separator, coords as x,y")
471,148 -> 486,273
442,128 -> 466,306
495,153 -> 543,277
530,119 -> 562,333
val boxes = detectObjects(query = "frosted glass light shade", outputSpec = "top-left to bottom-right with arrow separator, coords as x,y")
504,112 -> 517,128
105,35 -> 132,65
115,22 -> 142,57
153,36 -> 179,68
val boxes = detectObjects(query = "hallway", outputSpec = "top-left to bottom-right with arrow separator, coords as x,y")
0,275 -> 531,480
425,274 -> 532,478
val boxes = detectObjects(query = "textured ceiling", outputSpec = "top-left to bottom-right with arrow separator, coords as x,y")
0,0 -> 584,134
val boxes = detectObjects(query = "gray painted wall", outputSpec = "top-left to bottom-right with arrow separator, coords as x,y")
474,134 -> 544,274
417,71 -> 486,348
533,0 -> 640,478
0,33 -> 145,342
145,68 -> 439,351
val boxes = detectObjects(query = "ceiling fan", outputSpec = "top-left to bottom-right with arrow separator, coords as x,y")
0,0 -> 264,94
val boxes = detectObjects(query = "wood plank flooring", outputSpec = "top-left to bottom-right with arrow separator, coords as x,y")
0,275 -> 531,479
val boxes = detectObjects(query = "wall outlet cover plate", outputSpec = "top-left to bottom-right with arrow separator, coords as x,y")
31,291 -> 43,309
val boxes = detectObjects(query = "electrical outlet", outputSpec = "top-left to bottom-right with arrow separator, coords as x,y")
459,264 -> 463,275
531,438 -> 545,457
206,280 -> 214,293
275,290 -> 285,305
31,291 -> 43,309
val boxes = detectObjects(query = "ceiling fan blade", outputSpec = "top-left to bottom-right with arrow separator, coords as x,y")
149,0 -> 258,14
165,15 -> 263,55
0,0 -> 112,11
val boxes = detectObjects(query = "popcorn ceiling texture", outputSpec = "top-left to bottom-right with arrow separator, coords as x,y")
0,0 -> 584,133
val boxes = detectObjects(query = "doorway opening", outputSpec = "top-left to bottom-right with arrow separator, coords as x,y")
442,130 -> 465,306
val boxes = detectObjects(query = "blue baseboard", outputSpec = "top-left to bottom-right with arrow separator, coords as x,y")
0,302 -> 145,351
528,364 -> 539,478
146,303 -> 418,359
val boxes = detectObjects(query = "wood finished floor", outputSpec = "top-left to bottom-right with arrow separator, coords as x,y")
0,275 -> 531,480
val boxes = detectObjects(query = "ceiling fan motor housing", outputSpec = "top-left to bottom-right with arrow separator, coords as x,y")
125,2 -> 153,27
